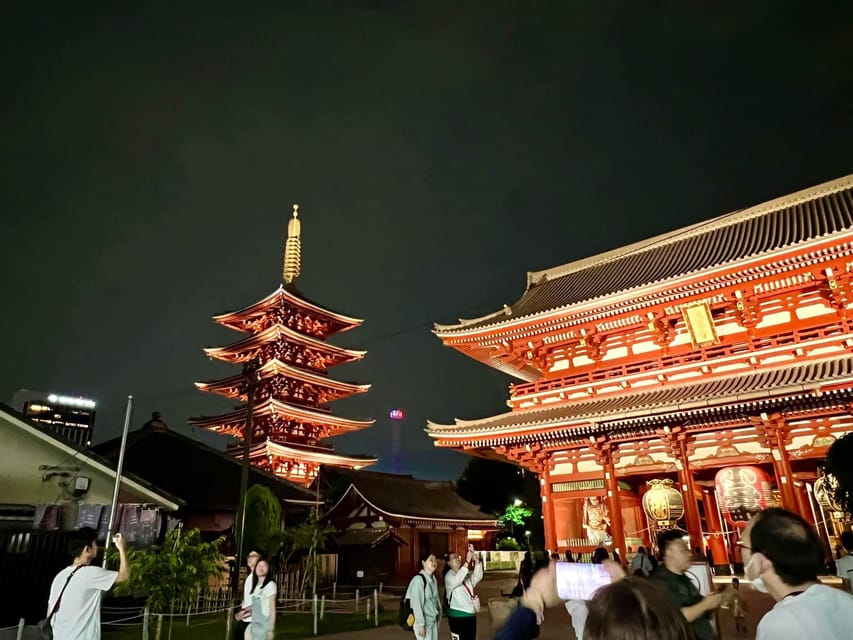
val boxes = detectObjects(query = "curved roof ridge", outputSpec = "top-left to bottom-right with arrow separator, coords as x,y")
527,174 -> 852,286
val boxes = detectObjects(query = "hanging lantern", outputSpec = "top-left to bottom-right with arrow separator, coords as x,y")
715,466 -> 772,528
814,473 -> 844,513
642,479 -> 684,528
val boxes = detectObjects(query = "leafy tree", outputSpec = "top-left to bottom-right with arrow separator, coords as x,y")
499,502 -> 533,528
272,509 -> 334,594
243,484 -> 283,558
110,527 -> 225,640
497,537 -> 521,550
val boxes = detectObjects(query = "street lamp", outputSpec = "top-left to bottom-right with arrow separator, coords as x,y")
525,530 -> 532,549
514,498 -> 523,507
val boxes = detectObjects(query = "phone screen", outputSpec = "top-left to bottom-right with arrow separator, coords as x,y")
555,562 -> 611,600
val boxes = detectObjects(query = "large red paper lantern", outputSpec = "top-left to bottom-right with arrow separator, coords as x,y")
715,466 -> 772,528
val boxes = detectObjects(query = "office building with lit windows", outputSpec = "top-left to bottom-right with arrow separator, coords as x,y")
11,389 -> 97,447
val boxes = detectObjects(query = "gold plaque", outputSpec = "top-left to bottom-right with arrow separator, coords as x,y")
682,302 -> 720,348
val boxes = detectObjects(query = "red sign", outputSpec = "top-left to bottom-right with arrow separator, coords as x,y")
715,466 -> 772,528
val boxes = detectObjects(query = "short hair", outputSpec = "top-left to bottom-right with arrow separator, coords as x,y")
585,577 -> 692,640
67,527 -> 98,559
840,531 -> 853,552
592,547 -> 610,564
656,530 -> 684,559
637,546 -> 646,554
749,508 -> 824,586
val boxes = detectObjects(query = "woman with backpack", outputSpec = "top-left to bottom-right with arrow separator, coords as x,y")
444,545 -> 484,640
405,550 -> 441,640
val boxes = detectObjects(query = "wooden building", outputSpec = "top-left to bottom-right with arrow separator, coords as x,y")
428,176 -> 853,572
323,471 -> 498,584
191,205 -> 376,485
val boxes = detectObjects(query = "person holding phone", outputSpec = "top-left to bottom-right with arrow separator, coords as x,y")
495,560 -> 693,640
46,528 -> 129,639
445,544 -> 484,640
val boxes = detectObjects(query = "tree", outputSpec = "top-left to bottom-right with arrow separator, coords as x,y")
272,509 -> 334,595
110,527 -> 225,640
243,484 -> 283,558
825,432 -> 853,515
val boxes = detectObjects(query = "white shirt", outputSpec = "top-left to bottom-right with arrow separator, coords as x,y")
49,564 -> 118,640
241,575 -> 255,622
250,581 -> 277,618
836,555 -> 853,582
756,584 -> 853,640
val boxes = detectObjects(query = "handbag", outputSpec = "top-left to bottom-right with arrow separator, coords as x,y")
38,566 -> 82,639
463,582 -> 480,613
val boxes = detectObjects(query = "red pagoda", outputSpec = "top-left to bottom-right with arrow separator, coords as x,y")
191,205 -> 377,486
429,175 -> 853,571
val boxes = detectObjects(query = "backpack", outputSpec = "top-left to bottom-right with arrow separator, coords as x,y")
399,574 -> 427,631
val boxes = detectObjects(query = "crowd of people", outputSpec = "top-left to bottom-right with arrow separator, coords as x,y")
495,507 -> 853,640
43,506 -> 853,639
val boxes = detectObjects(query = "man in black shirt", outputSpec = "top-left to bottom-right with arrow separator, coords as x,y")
650,530 -> 722,640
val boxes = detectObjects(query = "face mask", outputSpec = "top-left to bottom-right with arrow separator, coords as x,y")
744,555 -> 769,593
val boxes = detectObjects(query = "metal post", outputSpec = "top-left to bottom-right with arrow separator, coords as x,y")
320,594 -> 325,620
233,368 -> 257,591
16,618 -> 24,640
142,608 -> 150,640
332,582 -> 336,599
374,589 -> 378,626
105,395 -> 133,557
313,593 -> 318,636
355,589 -> 359,612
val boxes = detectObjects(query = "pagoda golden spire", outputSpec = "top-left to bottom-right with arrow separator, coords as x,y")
283,203 -> 302,284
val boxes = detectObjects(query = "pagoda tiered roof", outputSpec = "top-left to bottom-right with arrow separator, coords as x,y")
195,358 -> 371,401
213,285 -> 363,336
188,397 -> 374,436
435,175 -> 853,336
237,439 -> 377,469
427,354 -> 853,447
203,323 -> 366,367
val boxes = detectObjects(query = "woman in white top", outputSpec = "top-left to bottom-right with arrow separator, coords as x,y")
246,559 -> 277,640
444,545 -> 484,640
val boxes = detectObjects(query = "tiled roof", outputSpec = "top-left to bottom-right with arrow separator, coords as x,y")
93,425 -> 319,510
427,355 -> 853,441
437,175 -> 853,333
333,528 -> 407,548
333,470 -> 498,524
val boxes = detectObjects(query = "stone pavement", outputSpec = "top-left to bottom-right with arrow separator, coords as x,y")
321,571 -> 787,640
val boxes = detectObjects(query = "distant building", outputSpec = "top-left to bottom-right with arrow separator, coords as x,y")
11,389 -> 97,447
323,470 -> 499,584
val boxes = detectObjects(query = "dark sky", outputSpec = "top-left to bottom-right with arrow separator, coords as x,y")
2,3 -> 851,481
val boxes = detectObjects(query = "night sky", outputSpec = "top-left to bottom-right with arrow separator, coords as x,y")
2,3 -> 851,481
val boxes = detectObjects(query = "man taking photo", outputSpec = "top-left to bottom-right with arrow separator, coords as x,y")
47,527 -> 129,639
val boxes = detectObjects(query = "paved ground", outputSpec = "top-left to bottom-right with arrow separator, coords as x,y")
322,571 -> 788,640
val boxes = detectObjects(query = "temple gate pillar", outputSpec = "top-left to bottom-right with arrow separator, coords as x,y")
591,436 -> 626,566
541,459 -> 558,553
702,488 -> 730,575
757,414 -> 798,513
658,426 -> 704,552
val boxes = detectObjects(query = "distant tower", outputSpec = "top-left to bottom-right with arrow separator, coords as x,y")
389,408 -> 405,474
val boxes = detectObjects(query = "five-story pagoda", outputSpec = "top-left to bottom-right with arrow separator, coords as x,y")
191,205 -> 377,485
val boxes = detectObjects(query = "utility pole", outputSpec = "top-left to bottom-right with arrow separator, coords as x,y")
232,366 -> 257,592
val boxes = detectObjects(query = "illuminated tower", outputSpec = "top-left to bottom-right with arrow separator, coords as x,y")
191,205 -> 377,486
389,408 -> 405,474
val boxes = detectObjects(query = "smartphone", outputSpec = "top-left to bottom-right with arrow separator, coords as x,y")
555,562 -> 611,600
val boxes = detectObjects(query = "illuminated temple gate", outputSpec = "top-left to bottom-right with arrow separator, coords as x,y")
428,176 -> 853,571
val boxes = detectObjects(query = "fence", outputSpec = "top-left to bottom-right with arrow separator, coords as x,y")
1,581 -> 391,639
